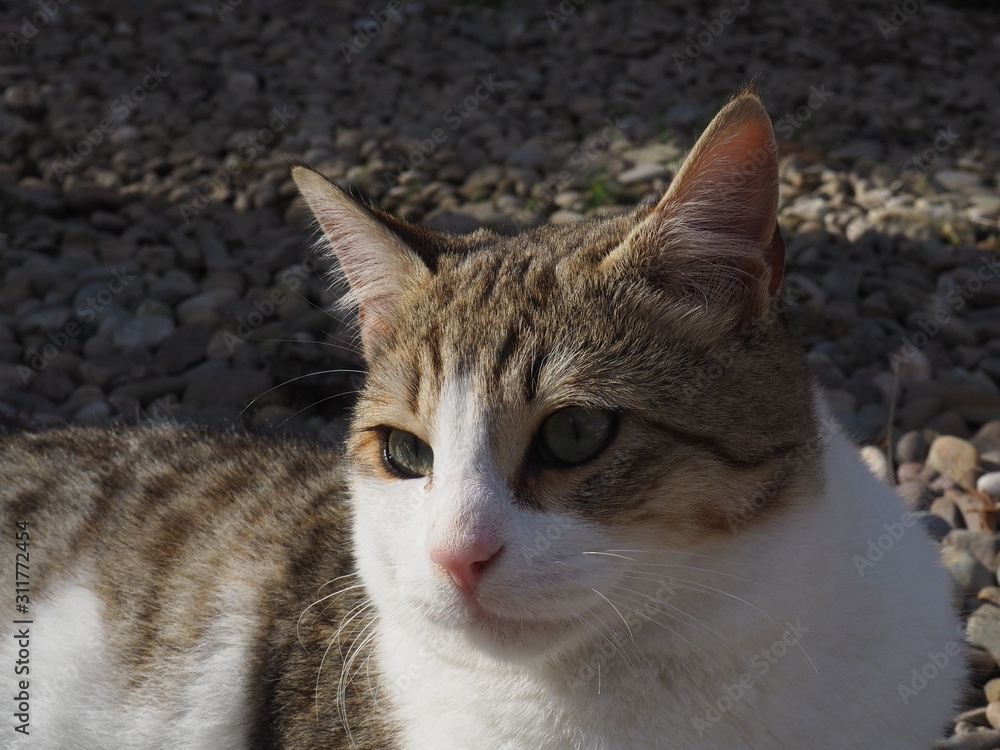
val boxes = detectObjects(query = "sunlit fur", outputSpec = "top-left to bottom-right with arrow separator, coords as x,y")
0,91 -> 962,750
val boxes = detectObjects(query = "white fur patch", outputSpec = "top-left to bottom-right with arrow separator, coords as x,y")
0,579 -> 254,750
1,580 -> 112,749
160,584 -> 255,750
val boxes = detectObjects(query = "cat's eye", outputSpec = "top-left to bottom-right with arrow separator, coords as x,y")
536,407 -> 617,467
383,428 -> 434,478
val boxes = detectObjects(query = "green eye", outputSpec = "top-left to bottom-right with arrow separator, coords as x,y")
536,407 -> 617,467
384,429 -> 434,478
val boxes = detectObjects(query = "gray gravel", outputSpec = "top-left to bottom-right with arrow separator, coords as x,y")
3,0 -> 1000,745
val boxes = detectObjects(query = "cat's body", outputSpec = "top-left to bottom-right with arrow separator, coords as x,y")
0,91 -> 962,749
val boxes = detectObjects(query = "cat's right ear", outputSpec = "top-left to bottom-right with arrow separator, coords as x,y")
292,165 -> 433,356
603,90 -> 784,331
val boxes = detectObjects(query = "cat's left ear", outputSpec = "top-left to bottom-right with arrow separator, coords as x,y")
292,164 -> 437,357
607,90 -> 785,327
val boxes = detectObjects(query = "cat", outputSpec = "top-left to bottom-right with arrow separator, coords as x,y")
0,89 -> 963,749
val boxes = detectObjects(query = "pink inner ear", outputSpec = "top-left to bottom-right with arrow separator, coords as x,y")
650,94 -> 783,298
291,165 -> 436,357
664,114 -> 778,250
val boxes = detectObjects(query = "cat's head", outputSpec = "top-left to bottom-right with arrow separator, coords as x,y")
293,91 -> 820,660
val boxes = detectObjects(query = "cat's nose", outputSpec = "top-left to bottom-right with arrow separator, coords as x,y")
430,541 -> 502,595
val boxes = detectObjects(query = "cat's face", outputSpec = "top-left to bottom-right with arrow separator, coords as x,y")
293,91 -> 820,659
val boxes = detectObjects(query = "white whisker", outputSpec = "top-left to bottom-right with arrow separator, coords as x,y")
236,368 -> 366,419
296,582 -> 367,650
613,584 -> 728,644
602,595 -> 724,672
619,573 -> 817,673
590,587 -> 634,641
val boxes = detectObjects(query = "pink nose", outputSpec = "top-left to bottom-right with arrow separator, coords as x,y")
431,541 -> 502,595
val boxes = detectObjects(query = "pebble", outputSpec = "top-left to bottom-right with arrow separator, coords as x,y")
952,491 -> 993,533
930,496 -> 966,530
982,473 -> 1000,500
967,647 -> 999,682
968,606 -> 1000,665
937,728 -> 1000,749
112,316 -> 176,350
896,431 -> 930,464
176,290 -> 239,326
617,164 -> 670,185
860,445 -> 890,484
941,547 -> 995,604
986,678 -> 1000,704
182,364 -> 274,411
926,411 -> 973,440
549,209 -> 585,224
981,588 -> 1000,608
936,170 -> 983,192
73,400 -> 112,424
896,481 -> 934,512
153,324 -> 213,374
930,475 -> 959,497
899,397 -> 943,432
18,307 -> 71,335
975,422 -> 1000,464
927,436 -> 982,490
895,349 -> 933,389
944,530 -> 1000,572
989,702 -> 1000,731
113,376 -> 189,405
916,511 -> 953,543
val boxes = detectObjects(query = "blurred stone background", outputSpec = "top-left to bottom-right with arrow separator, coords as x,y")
5,1 -> 1000,744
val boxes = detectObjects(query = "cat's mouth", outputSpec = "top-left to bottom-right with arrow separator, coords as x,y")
418,594 -> 587,654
